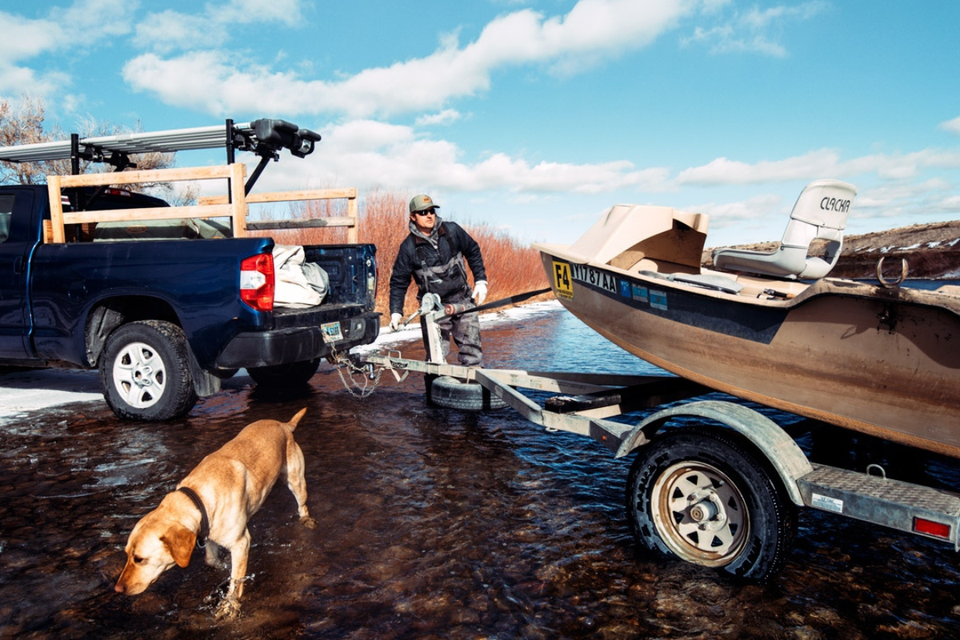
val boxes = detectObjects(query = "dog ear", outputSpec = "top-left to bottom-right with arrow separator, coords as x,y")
162,525 -> 196,568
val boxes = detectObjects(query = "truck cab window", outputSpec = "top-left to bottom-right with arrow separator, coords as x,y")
0,194 -> 13,243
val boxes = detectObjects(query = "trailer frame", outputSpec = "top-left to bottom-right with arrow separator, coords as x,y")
357,293 -> 960,580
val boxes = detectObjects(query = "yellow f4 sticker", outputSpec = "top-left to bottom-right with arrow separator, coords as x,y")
552,260 -> 573,299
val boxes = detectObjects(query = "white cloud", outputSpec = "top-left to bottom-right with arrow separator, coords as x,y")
470,154 -> 670,193
932,194 -> 960,213
676,147 -> 960,186
247,118 -> 673,197
122,0 -> 693,118
848,179 -> 960,224
695,193 -> 784,222
214,0 -> 304,26
416,109 -> 463,127
60,0 -> 137,39
0,12 -> 62,61
676,149 -> 843,185
940,115 -> 960,135
135,0 -> 306,54
682,0 -> 828,57
0,0 -> 136,100
134,10 -> 217,54
123,51 -> 313,116
691,193 -> 787,237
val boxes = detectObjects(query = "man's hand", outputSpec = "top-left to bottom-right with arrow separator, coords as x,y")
472,280 -> 488,305
389,313 -> 403,331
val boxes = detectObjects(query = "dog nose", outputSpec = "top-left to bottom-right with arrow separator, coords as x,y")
115,582 -> 126,594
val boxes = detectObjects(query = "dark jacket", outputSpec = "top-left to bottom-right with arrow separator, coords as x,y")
389,220 -> 486,315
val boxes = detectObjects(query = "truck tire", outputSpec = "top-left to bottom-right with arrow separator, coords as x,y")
248,358 -> 321,388
428,376 -> 507,411
625,427 -> 796,582
99,320 -> 198,421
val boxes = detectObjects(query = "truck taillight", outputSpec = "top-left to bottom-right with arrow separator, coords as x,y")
369,258 -> 378,301
240,253 -> 275,311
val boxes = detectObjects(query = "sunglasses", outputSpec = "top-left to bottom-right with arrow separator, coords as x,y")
413,209 -> 436,217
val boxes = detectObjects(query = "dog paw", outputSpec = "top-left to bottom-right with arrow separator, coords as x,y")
300,516 -> 319,530
214,599 -> 241,621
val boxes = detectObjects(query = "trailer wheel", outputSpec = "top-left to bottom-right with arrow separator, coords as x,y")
626,427 -> 796,582
428,376 -> 507,411
248,358 -> 321,388
99,320 -> 198,421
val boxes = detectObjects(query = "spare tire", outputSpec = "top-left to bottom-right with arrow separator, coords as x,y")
428,376 -> 507,411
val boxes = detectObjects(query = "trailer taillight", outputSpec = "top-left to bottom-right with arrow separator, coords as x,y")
913,517 -> 951,540
240,253 -> 275,311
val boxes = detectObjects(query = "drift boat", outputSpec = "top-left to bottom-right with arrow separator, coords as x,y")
534,180 -> 960,458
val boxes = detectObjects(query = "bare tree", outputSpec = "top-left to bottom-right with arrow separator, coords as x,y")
0,95 -> 63,185
0,95 -> 182,197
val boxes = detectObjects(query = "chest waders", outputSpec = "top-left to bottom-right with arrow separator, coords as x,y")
414,241 -> 470,300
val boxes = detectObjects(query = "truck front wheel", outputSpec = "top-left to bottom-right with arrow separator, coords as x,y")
99,320 -> 198,421
626,427 -> 796,582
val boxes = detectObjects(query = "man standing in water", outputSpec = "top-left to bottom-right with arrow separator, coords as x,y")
388,194 -> 488,366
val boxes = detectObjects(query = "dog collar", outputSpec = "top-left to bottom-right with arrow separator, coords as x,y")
177,486 -> 209,548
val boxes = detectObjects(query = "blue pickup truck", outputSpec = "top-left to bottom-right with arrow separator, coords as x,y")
0,119 -> 379,420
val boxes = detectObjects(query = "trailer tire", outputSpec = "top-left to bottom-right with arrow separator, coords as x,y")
248,358 -> 321,388
428,376 -> 507,411
626,427 -> 796,582
100,320 -> 198,421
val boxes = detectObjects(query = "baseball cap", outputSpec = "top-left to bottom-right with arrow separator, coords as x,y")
409,194 -> 440,214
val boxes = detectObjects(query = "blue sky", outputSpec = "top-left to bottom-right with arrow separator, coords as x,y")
2,0 -> 959,247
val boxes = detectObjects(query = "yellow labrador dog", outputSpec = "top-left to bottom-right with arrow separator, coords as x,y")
115,408 -> 316,618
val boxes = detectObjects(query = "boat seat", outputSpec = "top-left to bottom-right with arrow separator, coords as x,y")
712,179 -> 857,280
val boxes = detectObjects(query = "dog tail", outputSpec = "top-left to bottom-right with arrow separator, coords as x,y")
288,407 -> 308,430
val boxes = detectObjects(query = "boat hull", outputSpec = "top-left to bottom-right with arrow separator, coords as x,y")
540,252 -> 960,458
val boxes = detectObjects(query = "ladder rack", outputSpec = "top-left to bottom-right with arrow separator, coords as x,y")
0,117 -> 357,244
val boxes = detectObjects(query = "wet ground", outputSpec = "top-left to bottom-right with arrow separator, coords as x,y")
2,308 -> 960,639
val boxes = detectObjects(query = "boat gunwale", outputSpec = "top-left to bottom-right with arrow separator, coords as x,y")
534,241 -> 960,318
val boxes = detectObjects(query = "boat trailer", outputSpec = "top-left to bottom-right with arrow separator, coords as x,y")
348,293 -> 960,581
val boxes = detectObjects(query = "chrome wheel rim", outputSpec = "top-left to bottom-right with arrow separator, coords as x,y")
112,341 -> 166,409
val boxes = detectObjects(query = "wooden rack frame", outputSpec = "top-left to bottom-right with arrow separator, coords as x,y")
200,187 -> 359,244
44,163 -> 359,244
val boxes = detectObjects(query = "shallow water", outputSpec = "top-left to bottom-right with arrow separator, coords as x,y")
1,308 -> 959,639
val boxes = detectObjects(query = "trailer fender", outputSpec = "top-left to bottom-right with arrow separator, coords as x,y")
616,400 -> 812,506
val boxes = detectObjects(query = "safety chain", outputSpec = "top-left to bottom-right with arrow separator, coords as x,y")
329,349 -> 387,398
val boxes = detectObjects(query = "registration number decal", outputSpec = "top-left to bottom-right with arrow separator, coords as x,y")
570,263 -> 618,294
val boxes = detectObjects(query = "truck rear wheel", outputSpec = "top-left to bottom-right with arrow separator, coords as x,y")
99,320 -> 198,421
625,427 -> 796,582
248,358 -> 321,388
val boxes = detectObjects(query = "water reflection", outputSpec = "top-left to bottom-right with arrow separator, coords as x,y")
1,307 -> 959,639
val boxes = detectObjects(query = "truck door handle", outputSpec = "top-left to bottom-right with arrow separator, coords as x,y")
13,257 -> 22,274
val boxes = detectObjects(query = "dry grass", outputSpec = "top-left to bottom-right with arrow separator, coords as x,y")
248,189 -> 550,321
